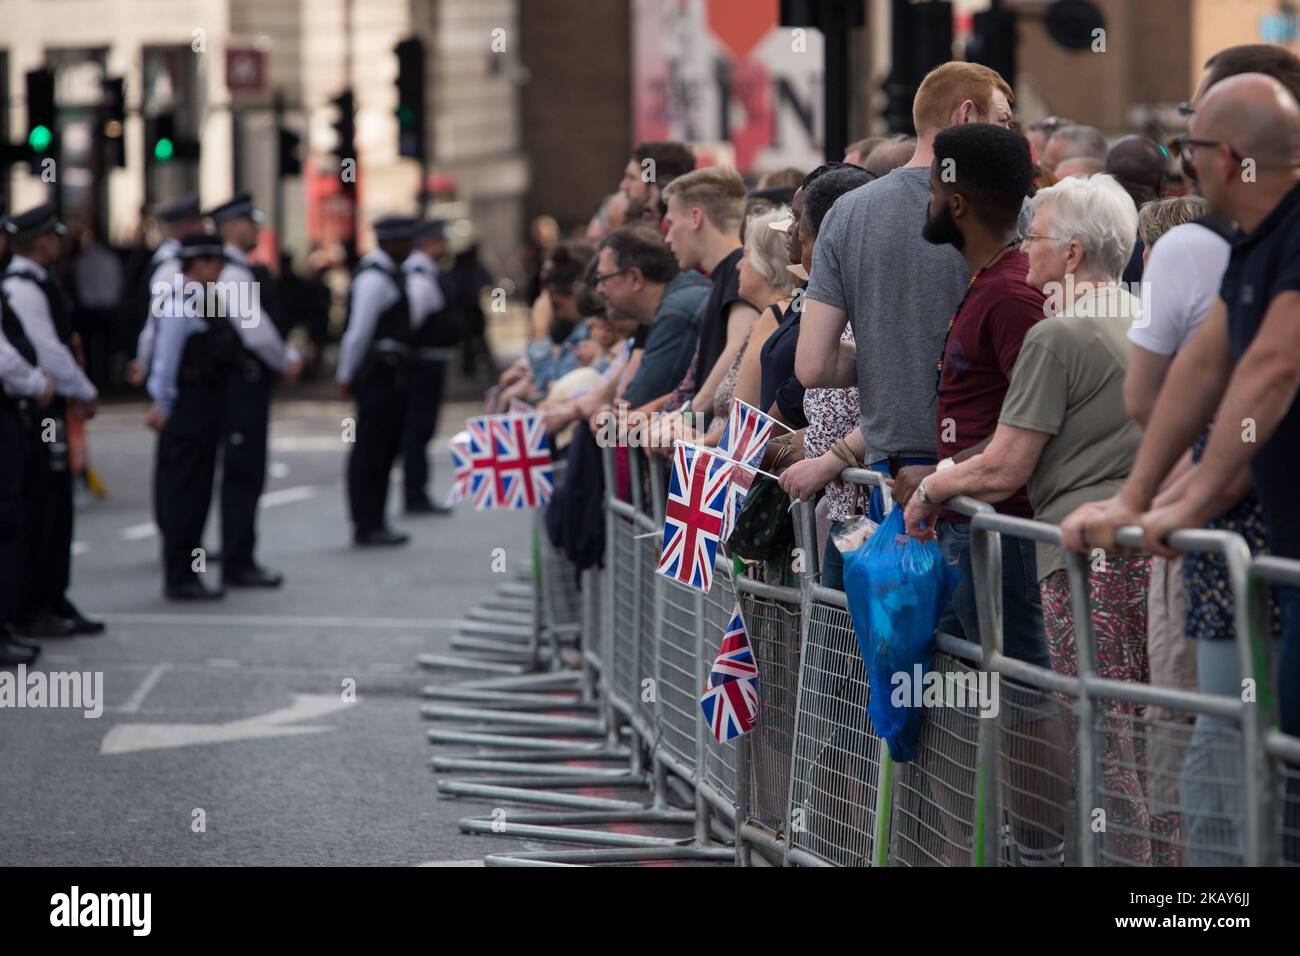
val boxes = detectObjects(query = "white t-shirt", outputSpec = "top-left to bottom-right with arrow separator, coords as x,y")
1127,221 -> 1232,356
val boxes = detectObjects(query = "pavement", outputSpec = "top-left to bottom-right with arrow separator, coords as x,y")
0,398 -> 535,866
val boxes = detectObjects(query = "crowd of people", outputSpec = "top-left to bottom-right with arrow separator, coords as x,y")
515,45 -> 1300,866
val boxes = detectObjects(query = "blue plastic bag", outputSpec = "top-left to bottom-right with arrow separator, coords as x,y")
843,507 -> 962,762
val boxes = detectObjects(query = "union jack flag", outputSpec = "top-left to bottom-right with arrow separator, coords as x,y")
656,443 -> 732,592
719,461 -> 756,542
718,398 -> 776,470
444,431 -> 473,506
466,413 -> 554,510
465,417 -> 506,509
700,604 -> 760,742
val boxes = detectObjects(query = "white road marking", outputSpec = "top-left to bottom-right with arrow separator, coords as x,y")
92,612 -> 460,629
269,435 -> 346,452
205,658 -> 241,668
118,662 -> 171,714
72,540 -> 90,555
116,485 -> 314,542
259,484 -> 317,507
416,860 -> 485,867
100,693 -> 353,755
269,461 -> 290,479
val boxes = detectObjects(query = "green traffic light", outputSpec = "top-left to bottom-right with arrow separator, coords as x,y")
27,124 -> 52,152
154,137 -> 174,162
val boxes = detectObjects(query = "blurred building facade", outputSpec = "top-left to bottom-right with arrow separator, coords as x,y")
0,0 -> 528,269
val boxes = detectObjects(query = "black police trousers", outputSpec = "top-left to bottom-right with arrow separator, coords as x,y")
346,362 -> 408,532
17,409 -> 73,622
221,371 -> 271,569
156,382 -> 223,590
0,405 -> 25,627
401,357 -> 446,506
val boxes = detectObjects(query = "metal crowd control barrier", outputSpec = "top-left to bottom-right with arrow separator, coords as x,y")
443,447 -> 733,863
422,437 -> 1300,867
784,467 -> 1281,866
1247,556 -> 1300,865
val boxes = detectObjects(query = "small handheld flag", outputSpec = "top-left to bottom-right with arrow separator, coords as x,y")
700,603 -> 760,742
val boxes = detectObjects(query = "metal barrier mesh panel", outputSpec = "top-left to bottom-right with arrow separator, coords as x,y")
1277,759 -> 1300,867
1087,695 -> 1241,866
788,598 -> 879,866
581,567 -> 603,673
539,516 -> 582,633
658,576 -> 701,780
889,651 -> 982,867
609,512 -> 640,716
702,573 -> 739,807
739,587 -> 801,837
996,679 -> 1073,866
635,534 -> 660,736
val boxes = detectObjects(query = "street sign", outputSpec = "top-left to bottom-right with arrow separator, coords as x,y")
225,47 -> 267,93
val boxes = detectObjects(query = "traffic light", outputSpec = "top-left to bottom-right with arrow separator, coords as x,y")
278,125 -> 302,178
331,89 -> 356,164
25,67 -> 58,175
147,111 -> 199,163
100,75 -> 126,168
149,112 -> 176,162
394,37 -> 426,161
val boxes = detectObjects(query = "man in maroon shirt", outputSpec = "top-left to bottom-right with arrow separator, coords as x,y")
902,122 -> 1064,865
892,122 -> 1049,669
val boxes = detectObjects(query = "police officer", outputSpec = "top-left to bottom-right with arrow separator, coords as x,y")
0,244 -> 54,663
338,216 -> 415,546
127,193 -> 204,388
146,234 -> 239,600
401,220 -> 457,514
206,193 -> 302,588
2,204 -> 103,637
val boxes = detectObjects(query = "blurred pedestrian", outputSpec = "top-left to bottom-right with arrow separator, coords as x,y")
3,204 -> 103,637
146,234 -> 237,601
402,220 -> 458,515
338,217 -> 416,547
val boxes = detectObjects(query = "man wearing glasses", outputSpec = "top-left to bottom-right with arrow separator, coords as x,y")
1064,72 -> 1300,774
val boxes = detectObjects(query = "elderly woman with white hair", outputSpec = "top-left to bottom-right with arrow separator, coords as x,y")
904,173 -> 1166,865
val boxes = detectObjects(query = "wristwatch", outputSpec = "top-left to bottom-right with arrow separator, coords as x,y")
916,476 -> 935,505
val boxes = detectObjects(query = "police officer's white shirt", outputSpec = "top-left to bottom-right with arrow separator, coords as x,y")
0,323 -> 46,398
402,249 -> 447,329
147,283 -> 207,418
135,237 -> 182,370
337,249 -> 402,385
2,255 -> 97,402
219,245 -> 301,373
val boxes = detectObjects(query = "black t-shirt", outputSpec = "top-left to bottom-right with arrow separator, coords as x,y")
1219,182 -> 1300,558
759,296 -> 807,428
690,247 -> 749,390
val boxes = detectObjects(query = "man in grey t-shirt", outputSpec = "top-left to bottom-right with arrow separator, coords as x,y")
796,61 -> 1014,519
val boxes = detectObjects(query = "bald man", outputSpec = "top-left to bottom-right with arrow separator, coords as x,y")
1061,72 -> 1300,761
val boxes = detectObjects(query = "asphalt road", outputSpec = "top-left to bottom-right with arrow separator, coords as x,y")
0,397 -> 534,866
